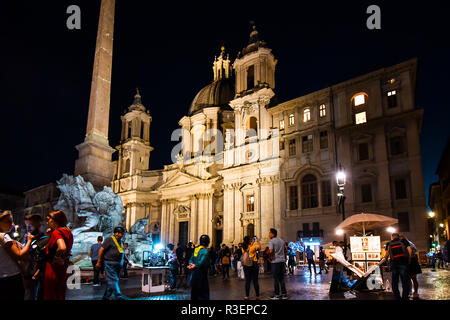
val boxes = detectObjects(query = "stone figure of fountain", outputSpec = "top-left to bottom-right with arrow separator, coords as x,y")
53,174 -> 152,267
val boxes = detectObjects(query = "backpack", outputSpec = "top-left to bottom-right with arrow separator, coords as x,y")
222,255 -> 230,265
242,249 -> 254,267
388,239 -> 408,261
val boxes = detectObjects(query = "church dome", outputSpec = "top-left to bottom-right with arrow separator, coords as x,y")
189,77 -> 235,116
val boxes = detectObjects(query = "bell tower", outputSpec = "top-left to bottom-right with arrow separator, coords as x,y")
114,89 -> 153,179
233,26 -> 277,96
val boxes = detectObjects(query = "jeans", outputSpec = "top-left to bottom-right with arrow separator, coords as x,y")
244,262 -> 260,297
103,261 -> 123,300
308,259 -> 317,274
271,262 -> 287,296
391,263 -> 410,300
92,260 -> 101,284
121,261 -> 128,278
169,268 -> 178,289
222,264 -> 230,279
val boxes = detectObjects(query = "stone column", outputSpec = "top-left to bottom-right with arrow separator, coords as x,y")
260,178 -> 273,244
207,193 -> 213,239
190,196 -> 198,244
234,184 -> 242,243
160,200 -> 167,244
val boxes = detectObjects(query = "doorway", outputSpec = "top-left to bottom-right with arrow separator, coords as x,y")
215,229 -> 223,250
179,222 -> 188,246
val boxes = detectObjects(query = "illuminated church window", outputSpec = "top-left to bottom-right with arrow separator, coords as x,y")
354,94 -> 366,106
355,111 -> 367,124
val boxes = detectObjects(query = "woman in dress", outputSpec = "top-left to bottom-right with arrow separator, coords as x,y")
43,210 -> 73,300
187,235 -> 210,300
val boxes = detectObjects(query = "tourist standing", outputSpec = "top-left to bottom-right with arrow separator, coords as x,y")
400,235 -> 421,299
185,241 -> 194,282
43,210 -> 73,300
176,243 -> 185,275
121,242 -> 130,278
263,247 -> 271,274
208,247 -> 217,276
90,236 -> 103,286
437,249 -> 444,269
187,235 -> 210,300
167,243 -> 179,291
268,228 -> 287,300
220,244 -> 231,280
23,214 -> 49,300
383,233 -> 412,300
318,246 -> 328,274
0,210 -> 35,300
97,226 -> 126,300
329,241 -> 355,294
287,246 -> 296,275
305,245 -> 317,275
242,236 -> 261,300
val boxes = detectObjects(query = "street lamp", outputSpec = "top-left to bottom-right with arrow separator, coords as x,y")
336,167 -> 347,253
336,169 -> 346,221
428,211 -> 435,218
386,227 -> 396,233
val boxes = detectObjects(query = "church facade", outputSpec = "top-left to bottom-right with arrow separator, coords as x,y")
111,27 -> 428,250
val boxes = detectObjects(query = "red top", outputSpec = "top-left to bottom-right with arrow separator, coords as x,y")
46,227 -> 73,262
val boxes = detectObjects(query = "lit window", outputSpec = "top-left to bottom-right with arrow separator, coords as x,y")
246,195 -> 255,212
319,104 -> 326,117
303,108 -> 311,122
354,94 -> 365,106
387,90 -> 396,96
355,112 -> 367,124
289,113 -> 295,126
389,78 -> 396,84
387,90 -> 397,108
279,120 -> 285,130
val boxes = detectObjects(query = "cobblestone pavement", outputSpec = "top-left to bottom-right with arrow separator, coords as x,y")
66,267 -> 450,300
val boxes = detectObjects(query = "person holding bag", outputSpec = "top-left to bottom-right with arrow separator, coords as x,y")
0,211 -> 34,300
242,236 -> 261,300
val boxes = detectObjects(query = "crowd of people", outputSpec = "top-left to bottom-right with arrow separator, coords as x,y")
2,208 -> 450,301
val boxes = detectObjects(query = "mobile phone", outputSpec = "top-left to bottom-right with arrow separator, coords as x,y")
254,236 -> 257,241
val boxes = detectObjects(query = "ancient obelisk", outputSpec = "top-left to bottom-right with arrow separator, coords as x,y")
74,0 -> 116,187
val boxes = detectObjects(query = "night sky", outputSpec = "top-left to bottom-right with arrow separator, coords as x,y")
1,1 -> 449,207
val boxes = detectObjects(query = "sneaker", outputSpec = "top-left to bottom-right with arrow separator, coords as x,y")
93,283 -> 101,287
280,294 -> 288,300
412,292 -> 419,299
269,295 -> 281,300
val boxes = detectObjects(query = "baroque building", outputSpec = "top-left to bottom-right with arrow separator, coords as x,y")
113,26 -> 428,250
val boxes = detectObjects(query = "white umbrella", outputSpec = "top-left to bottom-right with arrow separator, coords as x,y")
335,212 -> 398,236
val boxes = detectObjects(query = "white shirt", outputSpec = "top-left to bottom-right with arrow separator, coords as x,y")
0,233 -> 21,278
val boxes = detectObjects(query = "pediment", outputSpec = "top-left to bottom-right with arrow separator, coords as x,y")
158,171 -> 201,189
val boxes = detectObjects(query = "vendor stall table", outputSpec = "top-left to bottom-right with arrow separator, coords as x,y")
142,266 -> 169,293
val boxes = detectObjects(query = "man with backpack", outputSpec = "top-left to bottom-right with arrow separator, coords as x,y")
383,233 -> 413,300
